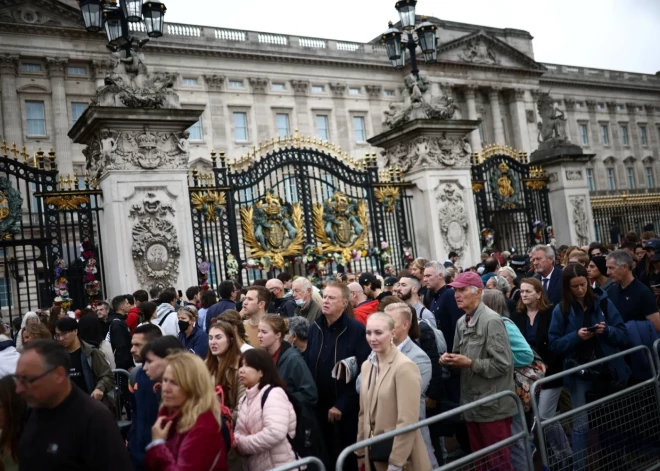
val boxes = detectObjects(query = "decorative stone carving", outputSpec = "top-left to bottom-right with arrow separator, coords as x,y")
625,102 -> 637,113
84,128 -> 190,178
382,74 -> 457,130
514,88 -> 525,101
459,37 -> 498,64
129,193 -> 180,290
566,170 -> 583,180
0,7 -> 62,26
606,102 -> 617,112
548,172 -> 558,183
537,92 -> 568,144
290,80 -> 309,94
92,59 -> 114,81
381,134 -> 471,171
530,89 -> 541,102
365,84 -> 382,98
569,195 -> 590,246
564,98 -> 576,111
437,183 -> 469,260
585,100 -> 597,111
644,104 -> 655,114
91,50 -> 180,109
329,83 -> 347,96
46,57 -> 68,78
204,75 -> 225,91
248,77 -> 268,93
525,109 -> 535,123
0,54 -> 19,76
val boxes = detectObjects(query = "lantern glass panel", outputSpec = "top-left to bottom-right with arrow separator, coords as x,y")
384,34 -> 402,61
423,49 -> 437,64
122,0 -> 145,22
143,2 -> 166,38
103,14 -> 123,44
391,50 -> 406,69
397,4 -> 416,30
80,0 -> 103,32
417,28 -> 436,54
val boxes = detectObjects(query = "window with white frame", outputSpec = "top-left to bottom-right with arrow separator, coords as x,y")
26,101 -> 46,136
576,102 -> 584,108
384,89 -> 395,97
188,120 -> 203,141
233,112 -> 249,141
21,63 -> 41,73
620,125 -> 629,146
626,167 -> 635,189
276,113 -> 290,137
579,124 -> 589,145
283,176 -> 297,203
348,87 -> 360,95
646,167 -> 655,188
353,116 -> 366,143
315,115 -> 329,141
0,249 -> 12,308
271,83 -> 285,91
71,103 -> 87,125
478,122 -> 484,141
640,126 -> 648,146
311,85 -> 324,93
587,168 -> 595,191
238,187 -> 253,204
67,66 -> 86,76
228,80 -> 244,88
182,77 -> 199,86
607,168 -> 616,190
600,124 -> 609,145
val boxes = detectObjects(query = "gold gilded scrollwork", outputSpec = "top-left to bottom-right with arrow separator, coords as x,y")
313,192 -> 369,263
191,190 -> 227,222
374,186 -> 401,213
240,194 -> 304,269
44,195 -> 91,210
0,192 -> 9,220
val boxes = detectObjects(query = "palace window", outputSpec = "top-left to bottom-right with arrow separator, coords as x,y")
283,176 -> 298,203
640,126 -> 648,146
67,66 -> 86,76
348,87 -> 361,95
26,101 -> 46,136
276,113 -> 290,138
607,168 -> 616,190
0,249 -> 12,308
228,80 -> 244,88
233,112 -> 249,141
626,167 -> 635,189
271,83 -> 285,91
182,77 -> 199,86
646,167 -> 655,188
71,103 -> 87,125
311,85 -> 324,93
587,168 -> 595,191
316,115 -> 329,141
21,63 -> 41,73
188,120 -> 203,141
600,124 -> 609,145
620,125 -> 629,146
384,89 -> 395,96
579,124 -> 589,145
353,116 -> 366,143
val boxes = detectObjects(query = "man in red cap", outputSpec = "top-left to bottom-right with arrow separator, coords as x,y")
440,272 -> 517,469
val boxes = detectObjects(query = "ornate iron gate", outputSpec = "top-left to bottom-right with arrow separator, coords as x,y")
471,145 -> 552,252
0,141 -> 105,324
189,134 -> 415,285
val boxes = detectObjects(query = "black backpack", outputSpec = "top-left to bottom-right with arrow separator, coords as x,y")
260,386 -> 327,462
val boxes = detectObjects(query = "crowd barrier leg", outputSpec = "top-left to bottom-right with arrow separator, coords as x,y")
336,390 -> 532,471
531,345 -> 660,471
269,456 -> 326,471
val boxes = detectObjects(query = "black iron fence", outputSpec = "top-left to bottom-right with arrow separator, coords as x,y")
591,192 -> 660,244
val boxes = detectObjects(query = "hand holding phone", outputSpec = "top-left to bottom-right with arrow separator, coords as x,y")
586,325 -> 599,332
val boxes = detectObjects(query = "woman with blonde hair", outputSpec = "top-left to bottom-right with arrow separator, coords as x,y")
206,320 -> 245,419
356,312 -> 431,471
16,312 -> 40,352
145,351 -> 228,470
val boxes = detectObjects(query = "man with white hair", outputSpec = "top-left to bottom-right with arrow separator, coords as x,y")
266,278 -> 297,317
385,302 -> 438,467
531,244 -> 563,305
423,261 -> 463,353
292,277 -> 322,322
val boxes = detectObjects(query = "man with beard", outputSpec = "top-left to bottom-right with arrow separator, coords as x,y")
398,275 -> 436,324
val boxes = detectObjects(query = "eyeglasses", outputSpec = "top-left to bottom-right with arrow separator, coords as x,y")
11,368 -> 56,387
54,331 -> 72,340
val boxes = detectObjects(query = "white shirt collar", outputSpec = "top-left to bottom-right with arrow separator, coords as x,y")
544,267 -> 555,281
397,336 -> 411,352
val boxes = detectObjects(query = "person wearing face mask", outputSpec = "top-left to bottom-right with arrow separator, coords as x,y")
176,306 -> 208,359
356,312 -> 431,471
258,315 -> 317,409
291,278 -> 322,322
145,352 -> 228,471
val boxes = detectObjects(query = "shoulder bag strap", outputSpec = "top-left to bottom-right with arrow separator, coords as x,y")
158,311 -> 173,327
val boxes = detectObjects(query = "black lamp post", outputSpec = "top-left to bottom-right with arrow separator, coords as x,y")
77,0 -> 167,52
381,0 -> 437,78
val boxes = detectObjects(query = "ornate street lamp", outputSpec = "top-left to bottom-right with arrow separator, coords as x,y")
77,0 -> 167,51
382,2 -> 437,78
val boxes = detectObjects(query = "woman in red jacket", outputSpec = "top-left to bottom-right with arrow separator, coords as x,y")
145,352 -> 228,471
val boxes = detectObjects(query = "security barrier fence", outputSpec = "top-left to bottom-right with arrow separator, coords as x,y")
336,390 -> 532,471
531,346 -> 660,471
269,456 -> 326,471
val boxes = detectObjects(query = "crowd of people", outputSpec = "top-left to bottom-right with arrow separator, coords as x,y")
1,230 -> 660,471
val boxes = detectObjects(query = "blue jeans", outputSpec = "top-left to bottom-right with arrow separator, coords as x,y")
570,378 -> 593,471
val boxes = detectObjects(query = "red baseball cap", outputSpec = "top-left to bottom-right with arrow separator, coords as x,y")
448,272 -> 484,290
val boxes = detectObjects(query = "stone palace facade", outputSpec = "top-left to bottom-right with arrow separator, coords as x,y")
1,0 -> 660,202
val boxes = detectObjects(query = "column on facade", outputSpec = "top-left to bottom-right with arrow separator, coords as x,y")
563,97 -> 578,144
488,87 -> 505,145
0,54 -> 21,147
623,102 -> 642,188
291,80 -> 310,136
248,78 -> 270,143
47,57 -> 73,175
508,88 -> 530,152
91,60 -> 113,90
644,105 -> 660,188
365,84 -> 384,137
584,100 -> 607,189
329,83 -> 350,153
204,75 -> 228,151
463,85 -> 481,152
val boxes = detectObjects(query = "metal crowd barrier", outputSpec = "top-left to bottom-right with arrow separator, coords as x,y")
112,368 -> 132,437
531,345 -> 660,471
269,456 -> 325,471
653,338 -> 660,379
336,390 -> 532,471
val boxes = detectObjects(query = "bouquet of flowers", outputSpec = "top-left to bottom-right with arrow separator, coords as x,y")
199,260 -> 211,290
226,255 -> 239,280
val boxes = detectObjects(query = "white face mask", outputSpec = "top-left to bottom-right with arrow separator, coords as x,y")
295,298 -> 304,306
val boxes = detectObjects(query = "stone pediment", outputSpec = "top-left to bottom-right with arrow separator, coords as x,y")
0,0 -> 85,29
436,30 -> 545,72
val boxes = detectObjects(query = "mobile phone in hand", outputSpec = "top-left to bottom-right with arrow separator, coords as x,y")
586,325 -> 599,332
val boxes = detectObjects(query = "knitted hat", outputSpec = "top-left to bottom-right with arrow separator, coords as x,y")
591,256 -> 607,277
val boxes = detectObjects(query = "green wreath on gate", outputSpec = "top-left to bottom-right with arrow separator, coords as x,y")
0,176 -> 23,240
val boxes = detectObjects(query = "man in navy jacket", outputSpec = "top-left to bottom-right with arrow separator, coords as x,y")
204,280 -> 237,331
305,281 -> 370,471
532,245 -> 564,306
